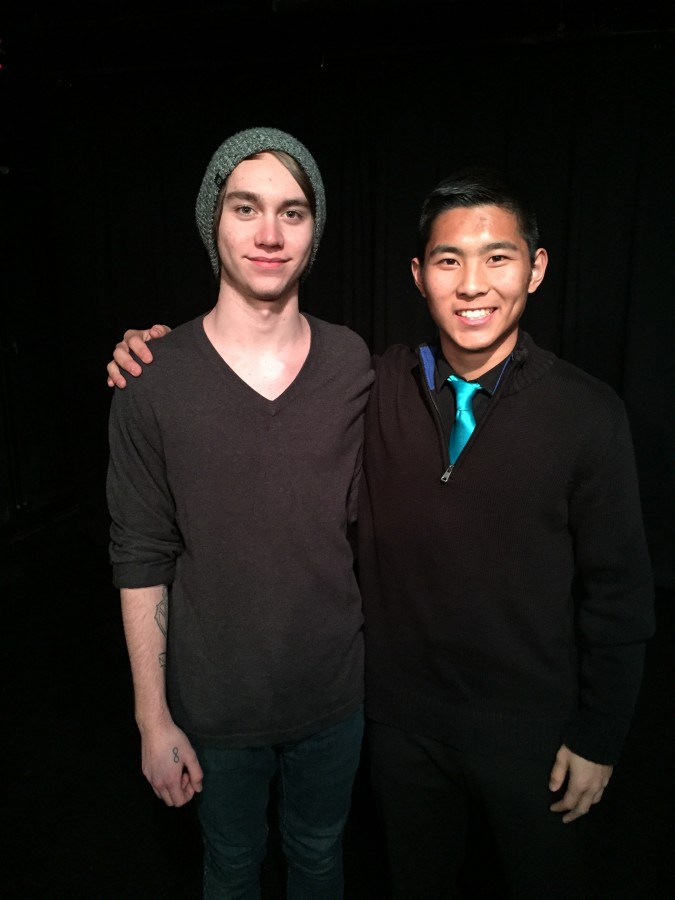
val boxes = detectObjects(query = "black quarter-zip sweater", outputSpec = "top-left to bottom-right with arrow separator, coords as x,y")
358,332 -> 655,764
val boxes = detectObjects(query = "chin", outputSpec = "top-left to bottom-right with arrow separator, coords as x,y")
450,334 -> 496,353
252,283 -> 293,300
250,288 -> 295,305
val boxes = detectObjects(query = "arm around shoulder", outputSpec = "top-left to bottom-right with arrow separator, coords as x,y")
106,324 -> 172,389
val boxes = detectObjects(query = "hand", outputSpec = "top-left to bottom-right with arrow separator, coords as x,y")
106,324 -> 172,388
549,744 -> 613,823
140,718 -> 203,807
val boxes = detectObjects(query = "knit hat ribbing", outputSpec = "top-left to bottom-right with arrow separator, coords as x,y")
195,126 -> 326,278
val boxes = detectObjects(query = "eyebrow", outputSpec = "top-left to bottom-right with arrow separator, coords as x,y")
428,240 -> 520,258
225,189 -> 310,210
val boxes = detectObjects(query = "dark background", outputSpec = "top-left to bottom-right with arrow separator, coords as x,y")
1,1 -> 674,897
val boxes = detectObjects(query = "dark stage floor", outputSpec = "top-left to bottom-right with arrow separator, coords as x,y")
3,511 -> 673,898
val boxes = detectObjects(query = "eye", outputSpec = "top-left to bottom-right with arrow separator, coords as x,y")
236,205 -> 255,215
283,209 -> 304,221
488,254 -> 508,263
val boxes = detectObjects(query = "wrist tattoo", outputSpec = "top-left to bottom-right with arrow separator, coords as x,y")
159,651 -> 166,668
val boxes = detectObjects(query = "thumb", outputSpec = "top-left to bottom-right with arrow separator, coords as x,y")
549,751 -> 568,792
186,754 -> 204,793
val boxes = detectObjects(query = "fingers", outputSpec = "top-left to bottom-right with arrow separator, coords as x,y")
185,752 -> 204,794
167,772 -> 195,807
551,783 -> 607,822
106,339 -> 140,389
549,748 -> 613,823
147,324 -> 172,339
107,361 -> 128,389
147,767 -> 195,808
112,340 -> 143,379
142,735 -> 202,808
123,324 -> 170,363
107,324 -> 170,388
550,786 -> 605,823
124,332 -> 154,366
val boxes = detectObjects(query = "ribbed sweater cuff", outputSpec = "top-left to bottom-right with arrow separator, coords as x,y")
111,561 -> 175,590
562,708 -> 632,765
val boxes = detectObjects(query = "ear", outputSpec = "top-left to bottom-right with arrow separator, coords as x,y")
411,257 -> 426,297
528,248 -> 548,295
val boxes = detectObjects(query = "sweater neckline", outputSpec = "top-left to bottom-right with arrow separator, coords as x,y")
192,313 -> 320,415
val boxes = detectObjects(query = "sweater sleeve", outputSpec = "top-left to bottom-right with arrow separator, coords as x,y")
106,385 -> 183,590
563,403 -> 655,764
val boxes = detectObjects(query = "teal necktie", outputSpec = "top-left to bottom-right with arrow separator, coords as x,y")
448,375 -> 482,463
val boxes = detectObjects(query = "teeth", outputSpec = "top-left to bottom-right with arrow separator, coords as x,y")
457,308 -> 493,319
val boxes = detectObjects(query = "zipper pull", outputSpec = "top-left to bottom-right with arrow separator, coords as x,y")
440,464 -> 454,483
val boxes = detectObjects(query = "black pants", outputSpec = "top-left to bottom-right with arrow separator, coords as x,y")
367,722 -> 604,900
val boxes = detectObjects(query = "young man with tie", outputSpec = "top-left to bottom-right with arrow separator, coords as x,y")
358,167 -> 654,898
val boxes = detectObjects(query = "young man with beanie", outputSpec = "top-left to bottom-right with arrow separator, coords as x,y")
107,166 -> 654,898
106,127 -> 373,899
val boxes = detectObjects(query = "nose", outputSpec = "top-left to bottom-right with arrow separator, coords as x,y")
457,261 -> 488,299
255,213 -> 283,249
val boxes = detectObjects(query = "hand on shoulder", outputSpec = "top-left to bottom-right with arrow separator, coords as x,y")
107,324 -> 172,388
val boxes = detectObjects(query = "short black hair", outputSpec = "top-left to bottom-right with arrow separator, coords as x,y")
417,167 -> 540,263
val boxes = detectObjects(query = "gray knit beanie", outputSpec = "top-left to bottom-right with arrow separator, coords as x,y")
195,126 -> 326,278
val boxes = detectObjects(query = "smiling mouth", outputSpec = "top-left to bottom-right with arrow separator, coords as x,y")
456,308 -> 496,319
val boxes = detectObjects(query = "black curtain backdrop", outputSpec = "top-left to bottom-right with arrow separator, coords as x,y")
1,9 -> 673,587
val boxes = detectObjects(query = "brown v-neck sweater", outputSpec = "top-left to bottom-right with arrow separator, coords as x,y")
108,314 -> 374,747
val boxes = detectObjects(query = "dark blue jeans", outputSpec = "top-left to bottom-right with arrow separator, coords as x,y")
193,707 -> 364,900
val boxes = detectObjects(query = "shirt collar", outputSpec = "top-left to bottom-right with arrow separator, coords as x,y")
434,350 -> 515,395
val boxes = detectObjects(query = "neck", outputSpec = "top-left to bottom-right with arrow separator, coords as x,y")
440,330 -> 520,381
206,289 -> 304,351
203,288 -> 311,401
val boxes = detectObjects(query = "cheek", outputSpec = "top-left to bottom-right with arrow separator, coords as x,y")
426,295 -> 455,327
497,272 -> 530,301
295,228 -> 313,250
294,226 -> 315,254
217,227 -> 245,253
422,272 -> 452,301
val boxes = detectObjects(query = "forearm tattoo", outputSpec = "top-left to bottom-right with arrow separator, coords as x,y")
155,587 -> 168,668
